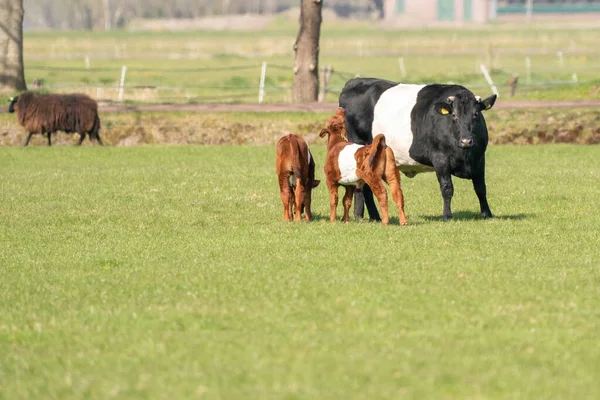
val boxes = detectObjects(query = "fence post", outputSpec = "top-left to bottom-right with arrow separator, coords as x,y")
525,56 -> 531,84
398,56 -> 407,79
526,0 -> 533,23
508,74 -> 519,97
479,64 -> 499,97
357,40 -> 364,57
318,65 -> 333,103
85,55 -> 90,69
557,51 -> 564,67
118,65 -> 127,102
258,61 -> 267,104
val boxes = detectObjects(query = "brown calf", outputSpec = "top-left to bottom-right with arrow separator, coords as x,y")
276,134 -> 320,222
319,108 -> 408,225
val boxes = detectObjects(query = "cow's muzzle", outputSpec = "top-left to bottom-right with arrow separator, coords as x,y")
459,138 -> 474,148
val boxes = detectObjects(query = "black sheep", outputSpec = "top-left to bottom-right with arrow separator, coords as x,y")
8,92 -> 103,146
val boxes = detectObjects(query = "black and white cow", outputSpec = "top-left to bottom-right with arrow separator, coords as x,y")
339,78 -> 497,221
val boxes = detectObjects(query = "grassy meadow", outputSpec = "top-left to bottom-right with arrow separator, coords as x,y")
1,144 -> 599,399
14,19 -> 600,104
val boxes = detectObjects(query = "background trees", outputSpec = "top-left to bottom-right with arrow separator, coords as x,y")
22,0 -> 379,31
0,0 -> 27,93
292,0 -> 322,103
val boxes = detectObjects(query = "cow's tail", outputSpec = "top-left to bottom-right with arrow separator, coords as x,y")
288,134 -> 303,180
368,134 -> 387,168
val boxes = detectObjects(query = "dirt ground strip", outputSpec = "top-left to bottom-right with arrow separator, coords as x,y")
97,100 -> 600,114
2,101 -> 600,146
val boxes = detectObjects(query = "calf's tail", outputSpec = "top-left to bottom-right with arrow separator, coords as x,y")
368,134 -> 387,168
288,134 -> 303,180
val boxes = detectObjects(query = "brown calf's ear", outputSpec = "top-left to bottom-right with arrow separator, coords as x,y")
479,94 -> 497,111
312,179 -> 320,188
434,102 -> 452,115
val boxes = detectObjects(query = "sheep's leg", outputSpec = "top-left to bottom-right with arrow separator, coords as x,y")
341,186 -> 355,223
78,133 -> 86,145
89,131 -> 104,146
23,132 -> 33,147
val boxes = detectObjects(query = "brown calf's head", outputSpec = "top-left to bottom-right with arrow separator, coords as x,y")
319,107 -> 347,141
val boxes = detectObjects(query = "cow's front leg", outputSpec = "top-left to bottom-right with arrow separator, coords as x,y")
435,168 -> 454,221
472,162 -> 493,219
362,184 -> 381,222
353,188 -> 365,219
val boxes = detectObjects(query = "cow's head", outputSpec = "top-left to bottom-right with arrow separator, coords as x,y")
8,96 -> 18,113
434,92 -> 497,148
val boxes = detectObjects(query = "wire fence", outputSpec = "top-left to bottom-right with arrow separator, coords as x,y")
23,45 -> 600,61
25,59 -> 600,105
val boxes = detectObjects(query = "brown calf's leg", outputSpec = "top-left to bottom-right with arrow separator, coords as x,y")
278,175 -> 292,222
303,190 -> 313,222
327,182 -> 339,222
387,176 -> 408,226
47,133 -> 52,146
294,178 -> 305,223
367,180 -> 389,225
384,152 -> 408,225
78,133 -> 86,145
289,187 -> 295,220
341,186 -> 355,223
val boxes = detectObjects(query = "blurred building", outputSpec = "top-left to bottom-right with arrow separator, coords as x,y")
383,0 -> 600,23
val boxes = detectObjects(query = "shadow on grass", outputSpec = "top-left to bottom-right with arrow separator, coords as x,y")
314,214 -> 411,226
422,211 -> 532,222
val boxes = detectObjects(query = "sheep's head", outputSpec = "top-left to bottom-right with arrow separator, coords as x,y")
8,96 -> 18,113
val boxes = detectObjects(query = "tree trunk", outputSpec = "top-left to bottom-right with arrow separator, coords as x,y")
0,0 -> 27,93
292,0 -> 322,103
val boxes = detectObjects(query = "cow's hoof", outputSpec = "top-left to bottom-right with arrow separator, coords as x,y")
481,211 -> 493,219
442,215 -> 453,222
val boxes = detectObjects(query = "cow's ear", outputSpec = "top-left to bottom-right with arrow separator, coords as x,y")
312,179 -> 320,188
434,102 -> 452,116
479,94 -> 497,111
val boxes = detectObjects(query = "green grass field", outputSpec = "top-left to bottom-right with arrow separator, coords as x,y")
14,20 -> 600,104
1,144 -> 599,399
